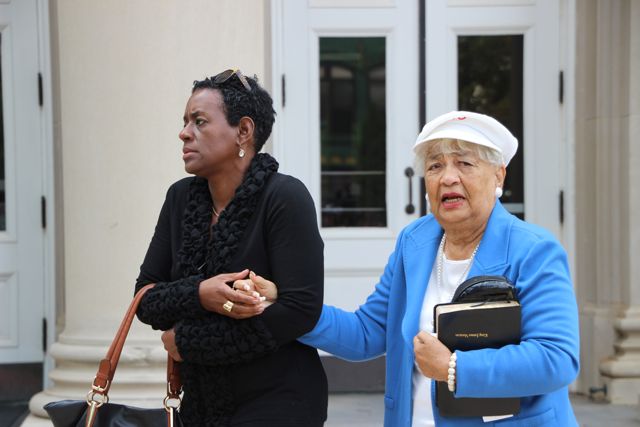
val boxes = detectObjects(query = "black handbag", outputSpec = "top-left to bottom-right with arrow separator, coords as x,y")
44,284 -> 184,427
451,275 -> 519,303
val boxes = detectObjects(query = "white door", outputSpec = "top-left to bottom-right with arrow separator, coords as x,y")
272,0 -> 420,309
0,0 -> 45,363
425,0 -> 564,238
273,0 -> 565,311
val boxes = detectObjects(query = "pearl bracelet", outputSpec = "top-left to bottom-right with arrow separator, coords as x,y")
447,352 -> 457,392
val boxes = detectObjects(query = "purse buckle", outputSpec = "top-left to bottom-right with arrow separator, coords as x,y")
86,390 -> 109,407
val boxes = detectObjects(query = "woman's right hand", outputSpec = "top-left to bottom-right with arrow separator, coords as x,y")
199,270 -> 264,319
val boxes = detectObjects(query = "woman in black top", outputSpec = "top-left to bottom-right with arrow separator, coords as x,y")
135,70 -> 327,427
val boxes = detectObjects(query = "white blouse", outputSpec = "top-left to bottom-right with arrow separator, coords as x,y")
411,254 -> 473,426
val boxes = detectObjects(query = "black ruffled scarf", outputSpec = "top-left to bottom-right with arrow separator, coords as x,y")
177,153 -> 279,278
175,153 -> 278,426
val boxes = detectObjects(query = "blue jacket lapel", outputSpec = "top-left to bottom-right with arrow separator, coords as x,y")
402,217 -> 442,343
469,201 -> 514,277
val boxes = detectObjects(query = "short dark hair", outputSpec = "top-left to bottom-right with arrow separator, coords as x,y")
192,72 -> 276,153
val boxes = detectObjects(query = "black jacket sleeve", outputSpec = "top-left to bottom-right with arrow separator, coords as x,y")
136,276 -> 206,330
258,177 -> 324,345
175,314 -> 278,366
135,182 -> 207,329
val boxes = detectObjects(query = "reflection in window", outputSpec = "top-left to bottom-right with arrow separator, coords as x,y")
0,34 -> 5,231
320,37 -> 386,227
458,35 -> 524,219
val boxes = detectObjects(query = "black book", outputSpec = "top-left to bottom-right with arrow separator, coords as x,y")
434,281 -> 521,417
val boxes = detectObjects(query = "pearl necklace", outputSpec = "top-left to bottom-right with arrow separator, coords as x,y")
436,233 -> 480,302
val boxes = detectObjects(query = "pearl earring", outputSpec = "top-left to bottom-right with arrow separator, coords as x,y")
238,147 -> 245,158
495,187 -> 503,198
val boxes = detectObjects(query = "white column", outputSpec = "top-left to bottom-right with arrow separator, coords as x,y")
600,309 -> 640,404
598,0 -> 640,406
575,0 -> 640,404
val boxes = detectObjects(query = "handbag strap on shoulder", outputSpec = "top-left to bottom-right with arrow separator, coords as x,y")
90,284 -> 182,399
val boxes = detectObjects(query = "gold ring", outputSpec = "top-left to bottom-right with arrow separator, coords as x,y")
222,300 -> 234,312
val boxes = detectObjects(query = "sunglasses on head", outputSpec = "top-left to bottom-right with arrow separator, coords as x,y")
213,68 -> 252,91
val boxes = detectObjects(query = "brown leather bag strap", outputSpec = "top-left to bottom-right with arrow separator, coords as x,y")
167,355 -> 182,398
89,284 -> 182,397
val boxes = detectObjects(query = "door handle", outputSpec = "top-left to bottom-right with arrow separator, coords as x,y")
405,167 -> 415,214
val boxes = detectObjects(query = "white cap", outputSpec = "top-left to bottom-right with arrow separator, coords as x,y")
413,111 -> 518,165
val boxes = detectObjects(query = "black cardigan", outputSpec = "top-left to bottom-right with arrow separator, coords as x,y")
135,173 -> 327,426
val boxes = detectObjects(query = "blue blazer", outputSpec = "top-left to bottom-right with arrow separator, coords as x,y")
300,202 -> 580,426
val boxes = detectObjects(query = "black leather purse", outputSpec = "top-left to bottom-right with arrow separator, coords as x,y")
44,284 -> 183,427
451,275 -> 518,303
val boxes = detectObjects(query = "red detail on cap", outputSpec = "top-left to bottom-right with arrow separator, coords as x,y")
456,116 -> 467,120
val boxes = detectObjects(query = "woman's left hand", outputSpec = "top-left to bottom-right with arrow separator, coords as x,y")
413,331 -> 451,381
161,328 -> 183,362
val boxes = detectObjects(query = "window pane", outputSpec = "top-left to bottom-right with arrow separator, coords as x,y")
0,34 -> 5,231
458,35 -> 524,219
320,37 -> 386,227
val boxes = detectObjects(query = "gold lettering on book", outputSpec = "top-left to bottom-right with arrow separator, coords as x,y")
454,333 -> 489,338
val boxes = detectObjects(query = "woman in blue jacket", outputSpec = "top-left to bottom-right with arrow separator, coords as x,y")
243,111 -> 580,426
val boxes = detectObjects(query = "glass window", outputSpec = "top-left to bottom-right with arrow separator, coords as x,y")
319,37 -> 386,227
458,35 -> 524,219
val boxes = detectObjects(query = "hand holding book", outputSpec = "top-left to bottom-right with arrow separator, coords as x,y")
413,331 -> 453,382
432,275 -> 522,418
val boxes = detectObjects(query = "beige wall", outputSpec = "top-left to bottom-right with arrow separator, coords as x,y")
54,0 -> 270,334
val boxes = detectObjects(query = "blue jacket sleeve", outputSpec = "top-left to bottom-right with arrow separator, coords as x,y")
455,235 -> 580,398
299,230 -> 407,361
